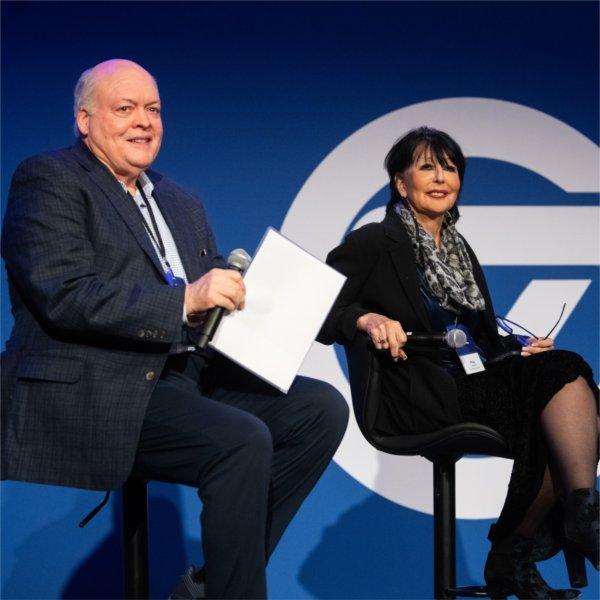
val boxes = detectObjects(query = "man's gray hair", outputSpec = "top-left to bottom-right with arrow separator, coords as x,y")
73,67 -> 98,137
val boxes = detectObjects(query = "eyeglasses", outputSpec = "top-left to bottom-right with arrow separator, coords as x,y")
495,303 -> 566,346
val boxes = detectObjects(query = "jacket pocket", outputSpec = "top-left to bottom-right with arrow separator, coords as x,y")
16,354 -> 83,383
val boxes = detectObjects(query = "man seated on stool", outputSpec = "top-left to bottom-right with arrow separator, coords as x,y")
1,59 -> 348,599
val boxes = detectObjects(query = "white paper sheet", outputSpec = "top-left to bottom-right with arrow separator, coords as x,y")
210,228 -> 346,392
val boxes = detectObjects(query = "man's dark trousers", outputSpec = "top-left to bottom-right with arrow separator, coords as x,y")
133,353 -> 349,599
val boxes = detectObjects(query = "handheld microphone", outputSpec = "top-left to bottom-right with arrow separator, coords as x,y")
405,329 -> 467,349
196,248 -> 252,349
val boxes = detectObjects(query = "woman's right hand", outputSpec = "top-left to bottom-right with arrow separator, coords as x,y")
356,312 -> 408,362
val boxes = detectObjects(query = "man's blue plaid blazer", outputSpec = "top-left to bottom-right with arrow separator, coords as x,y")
1,140 -> 224,490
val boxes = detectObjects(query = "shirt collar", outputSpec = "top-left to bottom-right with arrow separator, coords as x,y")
117,171 -> 154,197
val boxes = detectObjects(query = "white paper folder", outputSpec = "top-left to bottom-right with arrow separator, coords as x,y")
210,228 -> 346,392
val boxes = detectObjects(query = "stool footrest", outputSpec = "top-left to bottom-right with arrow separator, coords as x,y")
446,585 -> 490,598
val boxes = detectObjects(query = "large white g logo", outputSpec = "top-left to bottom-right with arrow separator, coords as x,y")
281,98 -> 599,519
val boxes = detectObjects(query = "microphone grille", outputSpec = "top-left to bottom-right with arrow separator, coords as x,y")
446,328 -> 468,349
228,248 -> 251,272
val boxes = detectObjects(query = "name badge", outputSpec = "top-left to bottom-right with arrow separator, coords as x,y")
446,324 -> 485,375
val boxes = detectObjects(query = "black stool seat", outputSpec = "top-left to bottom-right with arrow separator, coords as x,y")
344,334 -> 513,599
370,422 -> 512,460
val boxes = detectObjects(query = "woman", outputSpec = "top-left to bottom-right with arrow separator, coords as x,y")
319,127 -> 599,599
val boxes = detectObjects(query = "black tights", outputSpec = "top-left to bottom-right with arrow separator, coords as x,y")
515,376 -> 598,537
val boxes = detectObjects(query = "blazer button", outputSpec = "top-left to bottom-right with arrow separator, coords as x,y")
145,371 -> 156,381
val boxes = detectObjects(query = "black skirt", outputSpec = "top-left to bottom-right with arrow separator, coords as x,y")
455,349 -> 598,541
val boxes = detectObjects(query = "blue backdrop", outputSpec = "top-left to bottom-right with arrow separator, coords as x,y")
2,2 -> 598,598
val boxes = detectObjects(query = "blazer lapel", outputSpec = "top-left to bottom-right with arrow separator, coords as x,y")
150,177 -> 203,282
383,212 -> 433,332
71,142 -> 166,278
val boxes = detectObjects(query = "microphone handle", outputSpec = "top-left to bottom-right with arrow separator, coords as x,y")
196,307 -> 225,349
405,332 -> 446,346
196,264 -> 245,350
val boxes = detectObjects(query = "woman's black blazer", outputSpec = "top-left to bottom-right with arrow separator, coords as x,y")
318,210 -> 518,434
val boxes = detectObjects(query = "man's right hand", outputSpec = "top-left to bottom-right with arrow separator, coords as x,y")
184,268 -> 246,318
357,312 -> 408,362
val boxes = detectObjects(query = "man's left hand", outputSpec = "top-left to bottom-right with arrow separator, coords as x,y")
521,337 -> 554,357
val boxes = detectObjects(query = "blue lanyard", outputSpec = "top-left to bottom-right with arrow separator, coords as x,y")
129,183 -> 185,287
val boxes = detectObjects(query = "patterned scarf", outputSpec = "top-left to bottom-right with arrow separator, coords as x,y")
395,205 -> 485,314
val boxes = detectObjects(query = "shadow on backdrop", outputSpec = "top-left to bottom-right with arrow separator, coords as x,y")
63,481 -> 198,599
2,479 -> 206,600
298,436 -> 481,599
61,482 -> 193,599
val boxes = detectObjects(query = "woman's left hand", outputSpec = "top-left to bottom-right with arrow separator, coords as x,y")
521,337 -> 554,357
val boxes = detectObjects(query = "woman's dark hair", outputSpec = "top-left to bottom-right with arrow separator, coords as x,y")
384,126 -> 466,220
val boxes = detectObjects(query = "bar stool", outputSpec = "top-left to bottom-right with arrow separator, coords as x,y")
344,333 -> 513,599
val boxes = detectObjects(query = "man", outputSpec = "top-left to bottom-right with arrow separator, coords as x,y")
1,59 -> 348,599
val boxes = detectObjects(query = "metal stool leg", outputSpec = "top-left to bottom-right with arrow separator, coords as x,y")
434,458 -> 456,599
433,458 -> 490,599
123,478 -> 149,599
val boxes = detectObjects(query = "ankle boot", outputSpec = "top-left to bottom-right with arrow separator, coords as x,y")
530,507 -> 563,563
528,503 -> 588,590
485,534 -> 581,600
562,488 -> 599,587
